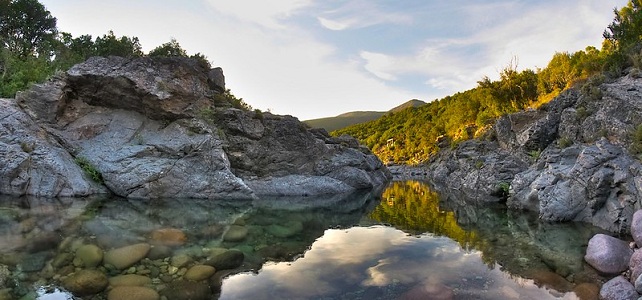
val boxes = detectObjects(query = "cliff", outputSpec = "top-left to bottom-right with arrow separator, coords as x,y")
425,71 -> 642,234
0,56 -> 390,199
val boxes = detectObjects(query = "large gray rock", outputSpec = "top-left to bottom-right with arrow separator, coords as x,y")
426,140 -> 529,203
1,56 -> 390,199
631,210 -> 642,247
584,234 -> 632,275
0,98 -> 106,197
599,276 -> 638,300
510,139 -> 642,233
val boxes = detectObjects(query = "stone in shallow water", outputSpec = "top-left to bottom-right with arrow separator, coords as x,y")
204,249 -> 244,270
573,283 -> 599,300
170,254 -> 192,268
223,225 -> 248,242
103,243 -> 150,270
161,280 -> 212,300
76,244 -> 103,268
584,234 -> 632,275
184,265 -> 216,281
150,228 -> 187,246
147,245 -> 172,260
62,269 -> 109,296
20,251 -> 50,272
108,286 -> 159,300
266,220 -> 303,238
108,274 -> 152,287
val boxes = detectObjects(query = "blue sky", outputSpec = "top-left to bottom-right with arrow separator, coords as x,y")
41,0 -> 628,120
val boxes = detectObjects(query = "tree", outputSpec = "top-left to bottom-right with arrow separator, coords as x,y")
148,38 -> 187,57
94,30 -> 143,57
0,0 -> 57,58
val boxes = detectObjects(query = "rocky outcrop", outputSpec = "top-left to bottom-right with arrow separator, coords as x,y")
427,71 -> 642,234
1,56 -> 390,199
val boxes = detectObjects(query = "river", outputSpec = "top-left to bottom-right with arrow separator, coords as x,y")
0,181 -> 607,299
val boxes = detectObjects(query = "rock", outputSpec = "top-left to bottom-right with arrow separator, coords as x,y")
108,274 -> 152,286
0,265 -> 9,287
573,283 -> 599,300
62,269 -> 109,296
150,228 -> 187,246
635,273 -> 642,294
103,243 -> 150,270
20,251 -> 50,272
147,245 -> 172,260
223,225 -> 248,242
0,99 -> 105,197
108,286 -> 159,300
631,210 -> 642,247
599,276 -> 638,300
629,249 -> 642,284
266,221 -> 303,238
170,254 -> 192,268
51,252 -> 73,268
161,280 -> 212,300
204,249 -> 244,270
76,244 -> 103,268
2,56 -> 390,199
584,234 -> 632,275
184,265 -> 216,281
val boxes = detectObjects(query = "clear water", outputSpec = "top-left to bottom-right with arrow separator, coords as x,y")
0,181 -> 607,299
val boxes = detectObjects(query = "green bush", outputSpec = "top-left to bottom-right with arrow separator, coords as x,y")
74,156 -> 103,183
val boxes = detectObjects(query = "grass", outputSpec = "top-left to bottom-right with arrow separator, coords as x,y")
74,156 -> 103,184
558,136 -> 573,148
528,149 -> 541,160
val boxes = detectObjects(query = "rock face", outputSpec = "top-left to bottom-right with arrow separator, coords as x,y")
427,72 -> 642,233
0,56 -> 390,199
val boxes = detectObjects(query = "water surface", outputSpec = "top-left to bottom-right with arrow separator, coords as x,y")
0,181 -> 607,299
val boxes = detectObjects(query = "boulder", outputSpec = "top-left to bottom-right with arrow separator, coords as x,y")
599,276 -> 638,300
584,234 -> 632,275
150,228 -> 187,246
62,269 -> 109,296
108,274 -> 152,287
184,265 -> 216,281
631,210 -> 642,247
75,244 -> 103,268
222,226 -> 248,242
103,243 -> 150,270
108,286 -> 159,300
204,249 -> 244,270
1,56 -> 390,199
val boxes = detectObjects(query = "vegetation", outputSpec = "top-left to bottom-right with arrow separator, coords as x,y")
0,0 -> 217,98
334,1 -> 642,165
368,181 -> 482,250
74,156 -> 103,183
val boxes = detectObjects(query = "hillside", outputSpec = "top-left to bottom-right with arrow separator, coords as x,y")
304,99 -> 426,132
304,111 -> 385,132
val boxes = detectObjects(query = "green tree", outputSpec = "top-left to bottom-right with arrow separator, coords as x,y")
148,38 -> 187,57
0,0 -> 57,58
94,30 -> 143,57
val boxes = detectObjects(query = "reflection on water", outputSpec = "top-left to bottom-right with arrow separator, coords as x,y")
0,182 -> 606,299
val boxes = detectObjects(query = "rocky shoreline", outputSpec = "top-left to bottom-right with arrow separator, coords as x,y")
0,56 -> 390,200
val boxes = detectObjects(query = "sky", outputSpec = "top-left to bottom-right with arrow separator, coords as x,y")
40,0 -> 629,120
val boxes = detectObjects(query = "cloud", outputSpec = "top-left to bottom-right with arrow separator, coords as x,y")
205,0 -> 313,29
317,0 -> 412,31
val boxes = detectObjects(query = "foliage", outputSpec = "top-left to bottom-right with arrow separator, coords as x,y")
94,30 -> 143,57
0,0 -> 57,58
368,181 -> 482,250
148,38 -> 187,57
558,136 -> 573,148
496,182 -> 510,200
528,149 -> 541,160
74,156 -> 103,183
215,89 -> 252,111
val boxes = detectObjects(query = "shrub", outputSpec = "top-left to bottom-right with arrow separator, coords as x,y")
558,136 -> 573,148
75,157 -> 103,183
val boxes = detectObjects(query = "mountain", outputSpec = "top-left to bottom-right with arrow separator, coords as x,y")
304,99 -> 426,132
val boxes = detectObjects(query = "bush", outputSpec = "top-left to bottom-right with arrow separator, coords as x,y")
74,156 -> 103,183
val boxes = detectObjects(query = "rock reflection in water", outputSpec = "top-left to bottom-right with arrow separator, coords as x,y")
0,182 -> 607,299
220,181 -> 607,299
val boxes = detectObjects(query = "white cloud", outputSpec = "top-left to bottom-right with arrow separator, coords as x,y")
317,0 -> 412,31
205,0 -> 313,29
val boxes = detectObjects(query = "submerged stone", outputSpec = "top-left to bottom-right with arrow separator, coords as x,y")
103,243 -> 151,270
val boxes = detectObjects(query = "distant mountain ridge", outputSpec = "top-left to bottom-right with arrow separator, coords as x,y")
304,99 -> 426,132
